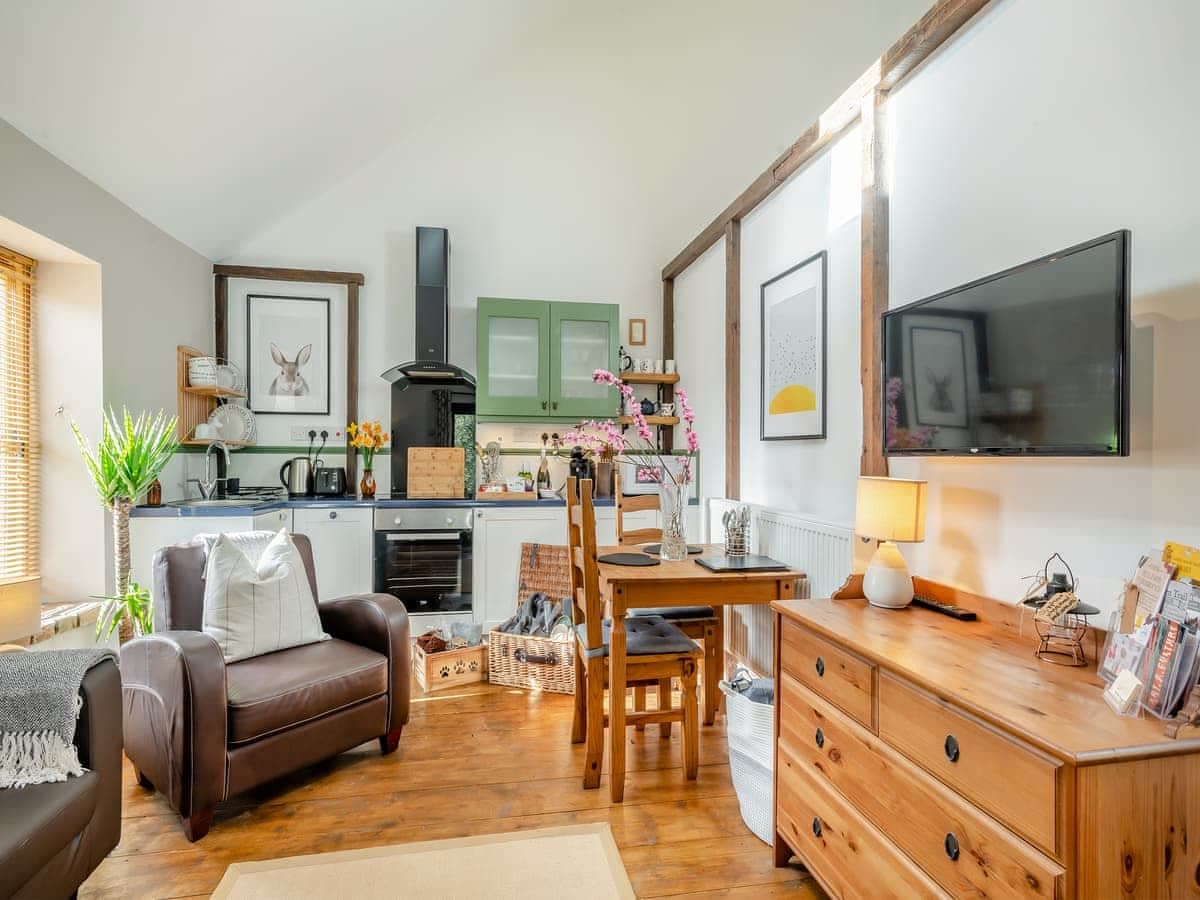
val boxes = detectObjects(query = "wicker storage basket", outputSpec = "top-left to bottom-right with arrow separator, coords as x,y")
488,543 -> 576,694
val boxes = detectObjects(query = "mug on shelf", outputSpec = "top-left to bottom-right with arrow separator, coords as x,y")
664,359 -> 676,374
653,359 -> 663,373
193,423 -> 217,440
657,402 -> 675,416
637,359 -> 652,373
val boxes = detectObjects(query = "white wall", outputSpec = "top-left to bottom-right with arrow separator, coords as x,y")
887,0 -> 1199,616
673,238 -> 726,500
225,0 -> 928,459
738,129 -> 864,525
0,119 -> 211,415
36,262 -> 106,604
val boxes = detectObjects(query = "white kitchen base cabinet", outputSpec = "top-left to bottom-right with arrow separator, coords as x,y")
130,511 -> 294,595
292,507 -> 373,600
472,504 -> 657,629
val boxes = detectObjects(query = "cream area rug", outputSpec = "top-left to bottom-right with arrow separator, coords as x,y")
210,823 -> 636,899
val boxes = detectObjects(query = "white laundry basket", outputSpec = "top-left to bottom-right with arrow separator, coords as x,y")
720,677 -> 775,844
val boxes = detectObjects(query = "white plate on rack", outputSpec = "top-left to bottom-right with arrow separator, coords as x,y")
208,403 -> 255,444
216,362 -> 244,393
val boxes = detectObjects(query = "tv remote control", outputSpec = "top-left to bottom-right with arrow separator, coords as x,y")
911,594 -> 977,621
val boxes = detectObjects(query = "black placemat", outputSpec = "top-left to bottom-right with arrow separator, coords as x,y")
598,552 -> 661,567
695,554 -> 789,572
642,544 -> 704,555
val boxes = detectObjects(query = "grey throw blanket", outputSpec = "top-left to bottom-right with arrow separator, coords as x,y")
0,648 -> 118,788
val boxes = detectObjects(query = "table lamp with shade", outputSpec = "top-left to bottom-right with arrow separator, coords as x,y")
855,476 -> 927,609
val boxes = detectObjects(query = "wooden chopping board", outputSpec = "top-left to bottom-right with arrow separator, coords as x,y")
407,447 -> 465,498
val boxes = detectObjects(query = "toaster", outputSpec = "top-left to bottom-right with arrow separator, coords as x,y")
313,466 -> 348,497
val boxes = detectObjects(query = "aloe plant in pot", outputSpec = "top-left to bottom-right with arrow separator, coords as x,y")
72,408 -> 179,643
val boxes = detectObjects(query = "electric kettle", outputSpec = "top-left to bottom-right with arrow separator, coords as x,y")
280,457 -> 314,497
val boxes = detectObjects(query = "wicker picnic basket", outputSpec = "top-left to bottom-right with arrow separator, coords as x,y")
488,542 -> 576,694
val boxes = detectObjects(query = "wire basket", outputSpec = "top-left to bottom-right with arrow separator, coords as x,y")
725,525 -> 750,557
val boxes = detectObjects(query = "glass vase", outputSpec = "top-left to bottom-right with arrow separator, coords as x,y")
658,479 -> 688,560
360,469 -> 376,499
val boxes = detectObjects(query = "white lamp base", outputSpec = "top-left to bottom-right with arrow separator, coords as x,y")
863,541 -> 913,610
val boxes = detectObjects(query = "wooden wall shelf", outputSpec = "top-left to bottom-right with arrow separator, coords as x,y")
622,372 -> 680,385
176,345 -> 255,447
618,415 -> 680,427
181,385 -> 245,399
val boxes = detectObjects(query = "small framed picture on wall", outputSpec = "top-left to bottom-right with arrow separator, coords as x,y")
628,318 -> 647,346
760,251 -> 827,441
247,294 -> 331,415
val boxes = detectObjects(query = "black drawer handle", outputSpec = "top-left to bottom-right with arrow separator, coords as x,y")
815,727 -> 825,749
944,734 -> 960,763
944,832 -> 960,861
811,817 -> 822,838
329,510 -> 338,519
815,656 -> 825,677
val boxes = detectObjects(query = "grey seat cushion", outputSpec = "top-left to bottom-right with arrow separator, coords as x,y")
629,606 -> 715,620
576,615 -> 698,657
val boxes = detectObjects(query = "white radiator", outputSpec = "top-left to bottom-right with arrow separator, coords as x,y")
706,499 -> 855,677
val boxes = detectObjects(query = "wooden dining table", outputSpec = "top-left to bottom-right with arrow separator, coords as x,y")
595,544 -> 803,754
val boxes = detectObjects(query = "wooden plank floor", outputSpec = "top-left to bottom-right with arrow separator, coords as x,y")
82,680 -> 823,899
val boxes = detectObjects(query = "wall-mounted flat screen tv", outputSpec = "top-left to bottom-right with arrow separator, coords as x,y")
883,230 -> 1130,457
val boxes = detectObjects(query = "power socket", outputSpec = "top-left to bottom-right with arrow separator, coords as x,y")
288,425 -> 345,442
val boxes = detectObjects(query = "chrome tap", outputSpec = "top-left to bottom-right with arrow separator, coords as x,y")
188,440 -> 231,499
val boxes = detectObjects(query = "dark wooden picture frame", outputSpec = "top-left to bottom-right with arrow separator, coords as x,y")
214,264 -> 364,481
760,250 -> 828,441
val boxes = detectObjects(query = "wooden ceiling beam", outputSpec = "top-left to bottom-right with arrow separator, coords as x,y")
213,264 -> 365,286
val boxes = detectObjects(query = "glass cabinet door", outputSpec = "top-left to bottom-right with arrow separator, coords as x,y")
476,298 -> 549,416
550,302 -> 619,419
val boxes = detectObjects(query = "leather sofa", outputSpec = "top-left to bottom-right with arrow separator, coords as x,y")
121,534 -> 410,842
0,657 -> 122,900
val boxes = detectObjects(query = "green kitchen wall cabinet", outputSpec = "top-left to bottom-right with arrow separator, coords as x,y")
477,298 -> 619,419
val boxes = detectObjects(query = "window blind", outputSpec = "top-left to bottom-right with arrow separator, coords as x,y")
0,245 -> 38,589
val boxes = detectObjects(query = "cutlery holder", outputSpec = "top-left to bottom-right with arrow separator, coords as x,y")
724,524 -> 750,556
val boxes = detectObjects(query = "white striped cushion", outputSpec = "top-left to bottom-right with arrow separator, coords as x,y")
201,530 -> 329,663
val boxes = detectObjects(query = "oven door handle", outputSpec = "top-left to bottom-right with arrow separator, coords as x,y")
383,532 -> 465,541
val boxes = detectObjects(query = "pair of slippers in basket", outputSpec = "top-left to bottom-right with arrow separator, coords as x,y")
498,591 -> 570,637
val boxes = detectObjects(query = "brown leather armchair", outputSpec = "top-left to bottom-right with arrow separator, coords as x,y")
0,657 -> 122,900
121,534 -> 410,842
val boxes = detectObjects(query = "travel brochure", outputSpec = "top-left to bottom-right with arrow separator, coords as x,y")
1101,544 -> 1200,721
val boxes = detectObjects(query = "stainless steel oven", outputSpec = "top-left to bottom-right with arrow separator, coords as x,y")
373,507 -> 472,615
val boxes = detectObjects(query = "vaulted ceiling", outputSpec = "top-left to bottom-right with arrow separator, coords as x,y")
0,0 -> 570,259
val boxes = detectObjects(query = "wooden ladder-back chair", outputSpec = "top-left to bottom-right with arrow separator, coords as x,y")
567,477 -> 701,803
615,471 -> 725,727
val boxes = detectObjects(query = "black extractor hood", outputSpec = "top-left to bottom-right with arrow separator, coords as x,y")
380,226 -> 476,387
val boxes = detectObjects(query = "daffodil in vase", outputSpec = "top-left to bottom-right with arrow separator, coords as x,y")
348,419 -> 387,498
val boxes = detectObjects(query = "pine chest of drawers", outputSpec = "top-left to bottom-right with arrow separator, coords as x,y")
772,579 -> 1200,899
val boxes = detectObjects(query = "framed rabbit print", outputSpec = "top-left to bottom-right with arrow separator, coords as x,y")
247,294 -> 331,415
760,251 -> 827,440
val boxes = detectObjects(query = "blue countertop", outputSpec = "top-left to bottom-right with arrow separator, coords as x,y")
131,495 -> 633,517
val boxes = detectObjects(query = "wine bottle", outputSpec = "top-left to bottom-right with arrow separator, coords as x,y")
537,440 -> 551,492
